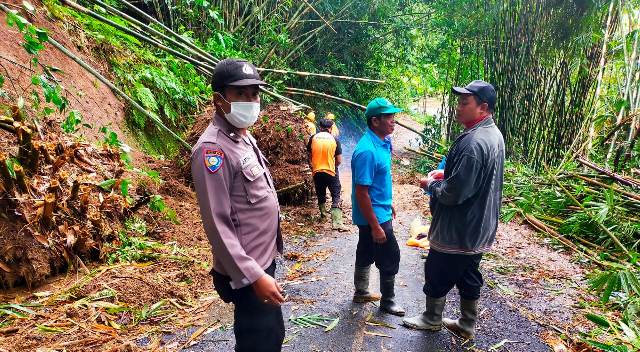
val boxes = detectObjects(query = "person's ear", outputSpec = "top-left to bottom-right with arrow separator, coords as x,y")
213,92 -> 230,114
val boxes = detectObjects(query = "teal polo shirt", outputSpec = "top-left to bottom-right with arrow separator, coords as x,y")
351,128 -> 393,226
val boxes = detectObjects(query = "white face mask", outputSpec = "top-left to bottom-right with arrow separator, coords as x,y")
225,101 -> 260,128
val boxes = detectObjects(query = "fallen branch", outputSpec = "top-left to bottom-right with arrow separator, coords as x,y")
577,157 -> 640,189
284,87 -> 441,145
571,173 -> 640,202
550,173 -> 632,259
276,182 -> 306,194
258,67 -> 383,83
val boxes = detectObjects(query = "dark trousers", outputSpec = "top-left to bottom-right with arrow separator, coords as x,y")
313,171 -> 341,208
211,261 -> 285,352
423,249 -> 484,300
355,220 -> 400,276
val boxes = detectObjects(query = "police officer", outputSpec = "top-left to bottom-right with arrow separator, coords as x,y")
351,97 -> 405,316
191,58 -> 285,352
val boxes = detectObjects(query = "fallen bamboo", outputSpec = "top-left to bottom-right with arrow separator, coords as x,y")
89,0 -> 217,66
523,213 -> 609,266
116,0 -> 219,65
285,86 -> 366,109
523,213 -> 578,251
285,87 -> 442,144
577,157 -> 640,189
276,182 -> 306,194
0,122 -> 15,133
257,68 -> 384,83
418,145 -> 445,158
551,173 -> 632,259
49,37 -> 191,149
571,173 -> 640,202
404,147 -> 429,157
0,3 -> 193,148
60,0 -> 215,72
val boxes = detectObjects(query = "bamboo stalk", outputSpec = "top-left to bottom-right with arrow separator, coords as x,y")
284,87 -> 443,144
550,173 -> 632,259
89,0 -> 217,66
0,153 -> 15,193
79,186 -> 90,214
40,143 -> 54,164
13,164 -> 29,193
70,179 -> 80,202
117,0 -> 218,62
256,68 -> 384,83
571,173 -> 640,202
48,36 -> 191,148
0,122 -> 15,133
300,0 -> 336,33
60,0 -> 215,72
42,193 -> 56,228
276,182 -> 305,194
577,157 -> 640,188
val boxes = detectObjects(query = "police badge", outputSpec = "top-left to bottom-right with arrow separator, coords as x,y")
204,149 -> 224,174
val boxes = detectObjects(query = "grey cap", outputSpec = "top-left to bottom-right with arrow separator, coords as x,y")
452,80 -> 496,110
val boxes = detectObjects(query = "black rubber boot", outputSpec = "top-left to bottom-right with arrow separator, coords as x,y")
402,296 -> 446,331
380,274 -> 405,316
353,265 -> 381,303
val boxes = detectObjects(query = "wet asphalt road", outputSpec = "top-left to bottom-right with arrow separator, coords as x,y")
181,211 -> 549,352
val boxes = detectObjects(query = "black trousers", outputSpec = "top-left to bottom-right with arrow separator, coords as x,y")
313,171 -> 341,208
211,261 -> 285,352
355,220 -> 400,276
423,249 -> 484,300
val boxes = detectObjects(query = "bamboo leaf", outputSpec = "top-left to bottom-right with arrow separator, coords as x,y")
585,313 -> 611,328
36,324 -> 66,333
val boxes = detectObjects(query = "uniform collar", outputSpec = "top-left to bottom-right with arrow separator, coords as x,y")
214,113 -> 242,142
366,128 -> 391,149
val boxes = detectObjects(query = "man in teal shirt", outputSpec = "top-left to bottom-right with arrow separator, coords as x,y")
351,97 -> 404,316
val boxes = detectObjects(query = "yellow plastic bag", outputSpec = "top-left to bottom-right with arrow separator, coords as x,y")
407,216 -> 430,249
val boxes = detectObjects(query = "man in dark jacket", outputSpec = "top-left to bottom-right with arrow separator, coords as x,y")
403,80 -> 505,340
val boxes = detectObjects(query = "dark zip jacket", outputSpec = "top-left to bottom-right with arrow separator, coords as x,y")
427,117 -> 505,254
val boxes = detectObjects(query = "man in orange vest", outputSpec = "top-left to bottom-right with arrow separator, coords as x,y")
307,118 -> 346,230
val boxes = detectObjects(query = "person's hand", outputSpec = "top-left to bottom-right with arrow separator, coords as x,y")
428,169 -> 444,180
420,170 -> 445,190
372,224 -> 387,244
252,274 -> 285,305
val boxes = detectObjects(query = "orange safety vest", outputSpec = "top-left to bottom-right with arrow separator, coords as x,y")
309,132 -> 339,176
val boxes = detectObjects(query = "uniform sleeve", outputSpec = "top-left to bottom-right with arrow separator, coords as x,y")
352,150 -> 375,186
335,139 -> 342,156
428,153 -> 483,206
191,142 -> 265,289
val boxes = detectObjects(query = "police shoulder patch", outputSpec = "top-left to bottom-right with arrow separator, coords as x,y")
203,149 -> 224,174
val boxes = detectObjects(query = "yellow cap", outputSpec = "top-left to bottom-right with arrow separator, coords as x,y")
306,112 -> 316,122
326,113 -> 335,120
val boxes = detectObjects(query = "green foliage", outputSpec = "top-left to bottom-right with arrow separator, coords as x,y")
61,110 -> 83,133
149,195 -> 178,223
106,228 -> 161,264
